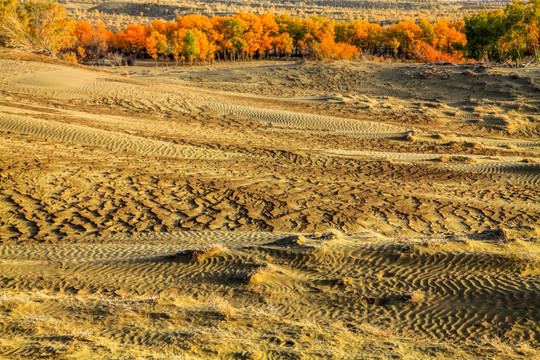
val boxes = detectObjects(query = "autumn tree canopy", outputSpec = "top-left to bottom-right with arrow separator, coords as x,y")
0,0 -> 74,56
464,0 -> 540,62
1,0 -> 538,64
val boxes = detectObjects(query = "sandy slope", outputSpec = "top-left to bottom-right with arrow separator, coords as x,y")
0,51 -> 538,359
1,231 -> 538,359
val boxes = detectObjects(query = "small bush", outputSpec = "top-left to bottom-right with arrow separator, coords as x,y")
61,51 -> 77,63
105,52 -> 126,66
210,296 -> 237,320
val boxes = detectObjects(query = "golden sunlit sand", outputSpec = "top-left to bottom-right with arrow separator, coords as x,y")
0,50 -> 538,359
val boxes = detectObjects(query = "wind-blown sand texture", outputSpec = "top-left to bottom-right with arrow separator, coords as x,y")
0,51 -> 538,359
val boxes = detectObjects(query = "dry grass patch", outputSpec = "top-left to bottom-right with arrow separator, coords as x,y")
167,245 -> 224,262
358,323 -> 393,338
209,296 -> 238,320
405,291 -> 425,304
497,239 -> 540,274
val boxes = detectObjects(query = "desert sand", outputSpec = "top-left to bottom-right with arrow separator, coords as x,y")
0,51 -> 538,359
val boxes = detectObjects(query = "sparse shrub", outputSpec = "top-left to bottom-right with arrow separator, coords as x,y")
496,228 -> 539,274
125,54 -> 136,66
404,132 -> 415,141
210,296 -> 237,320
106,52 -> 126,66
61,51 -> 77,63
405,291 -> 425,304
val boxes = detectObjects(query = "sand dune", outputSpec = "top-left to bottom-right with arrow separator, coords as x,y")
324,149 -> 540,185
145,60 -> 540,138
205,102 -> 407,139
0,112 -> 232,160
443,162 -> 540,186
0,231 -> 538,358
0,51 -> 538,359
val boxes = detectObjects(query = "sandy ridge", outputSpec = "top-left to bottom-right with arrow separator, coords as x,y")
205,102 -> 408,139
0,232 -> 537,347
0,113 -> 232,160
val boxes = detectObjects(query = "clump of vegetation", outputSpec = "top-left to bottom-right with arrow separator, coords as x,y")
496,226 -> 540,274
60,51 -> 77,63
0,0 -> 75,56
1,0 -> 538,64
404,290 -> 425,304
404,132 -> 416,141
464,0 -> 540,63
210,296 -> 238,320
167,245 -> 224,262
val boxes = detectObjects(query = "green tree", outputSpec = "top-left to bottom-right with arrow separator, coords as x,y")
464,10 -> 506,61
183,30 -> 199,64
222,18 -> 245,60
464,0 -> 540,62
419,18 -> 435,45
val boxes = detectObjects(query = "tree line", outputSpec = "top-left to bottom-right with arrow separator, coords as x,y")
1,0 -> 539,65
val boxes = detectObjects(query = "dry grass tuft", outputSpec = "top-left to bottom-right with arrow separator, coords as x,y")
496,227 -> 539,274
359,323 -> 392,338
405,291 -> 425,304
418,236 -> 449,248
435,155 -> 451,162
498,240 -> 539,271
335,277 -> 353,287
435,155 -> 477,163
396,240 -> 417,253
210,296 -> 238,320
168,245 -> 224,262
242,262 -> 273,285
476,334 -> 539,358
432,133 -> 448,140
465,141 -> 483,149
454,155 -> 478,163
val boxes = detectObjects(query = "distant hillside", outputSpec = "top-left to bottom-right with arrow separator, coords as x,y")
66,0 -> 508,29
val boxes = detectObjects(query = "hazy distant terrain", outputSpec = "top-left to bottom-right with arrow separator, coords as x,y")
63,0 -> 509,29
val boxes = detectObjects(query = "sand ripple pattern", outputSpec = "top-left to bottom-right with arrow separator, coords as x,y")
444,162 -> 540,186
0,113 -> 230,160
325,149 -> 540,185
0,231 -> 537,348
205,102 -> 407,139
0,66 -> 104,100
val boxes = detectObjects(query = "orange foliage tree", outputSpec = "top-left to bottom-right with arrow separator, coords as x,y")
14,0 -> 532,64
73,20 -> 112,59
114,24 -> 148,55
69,11 -> 471,64
146,30 -> 168,65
